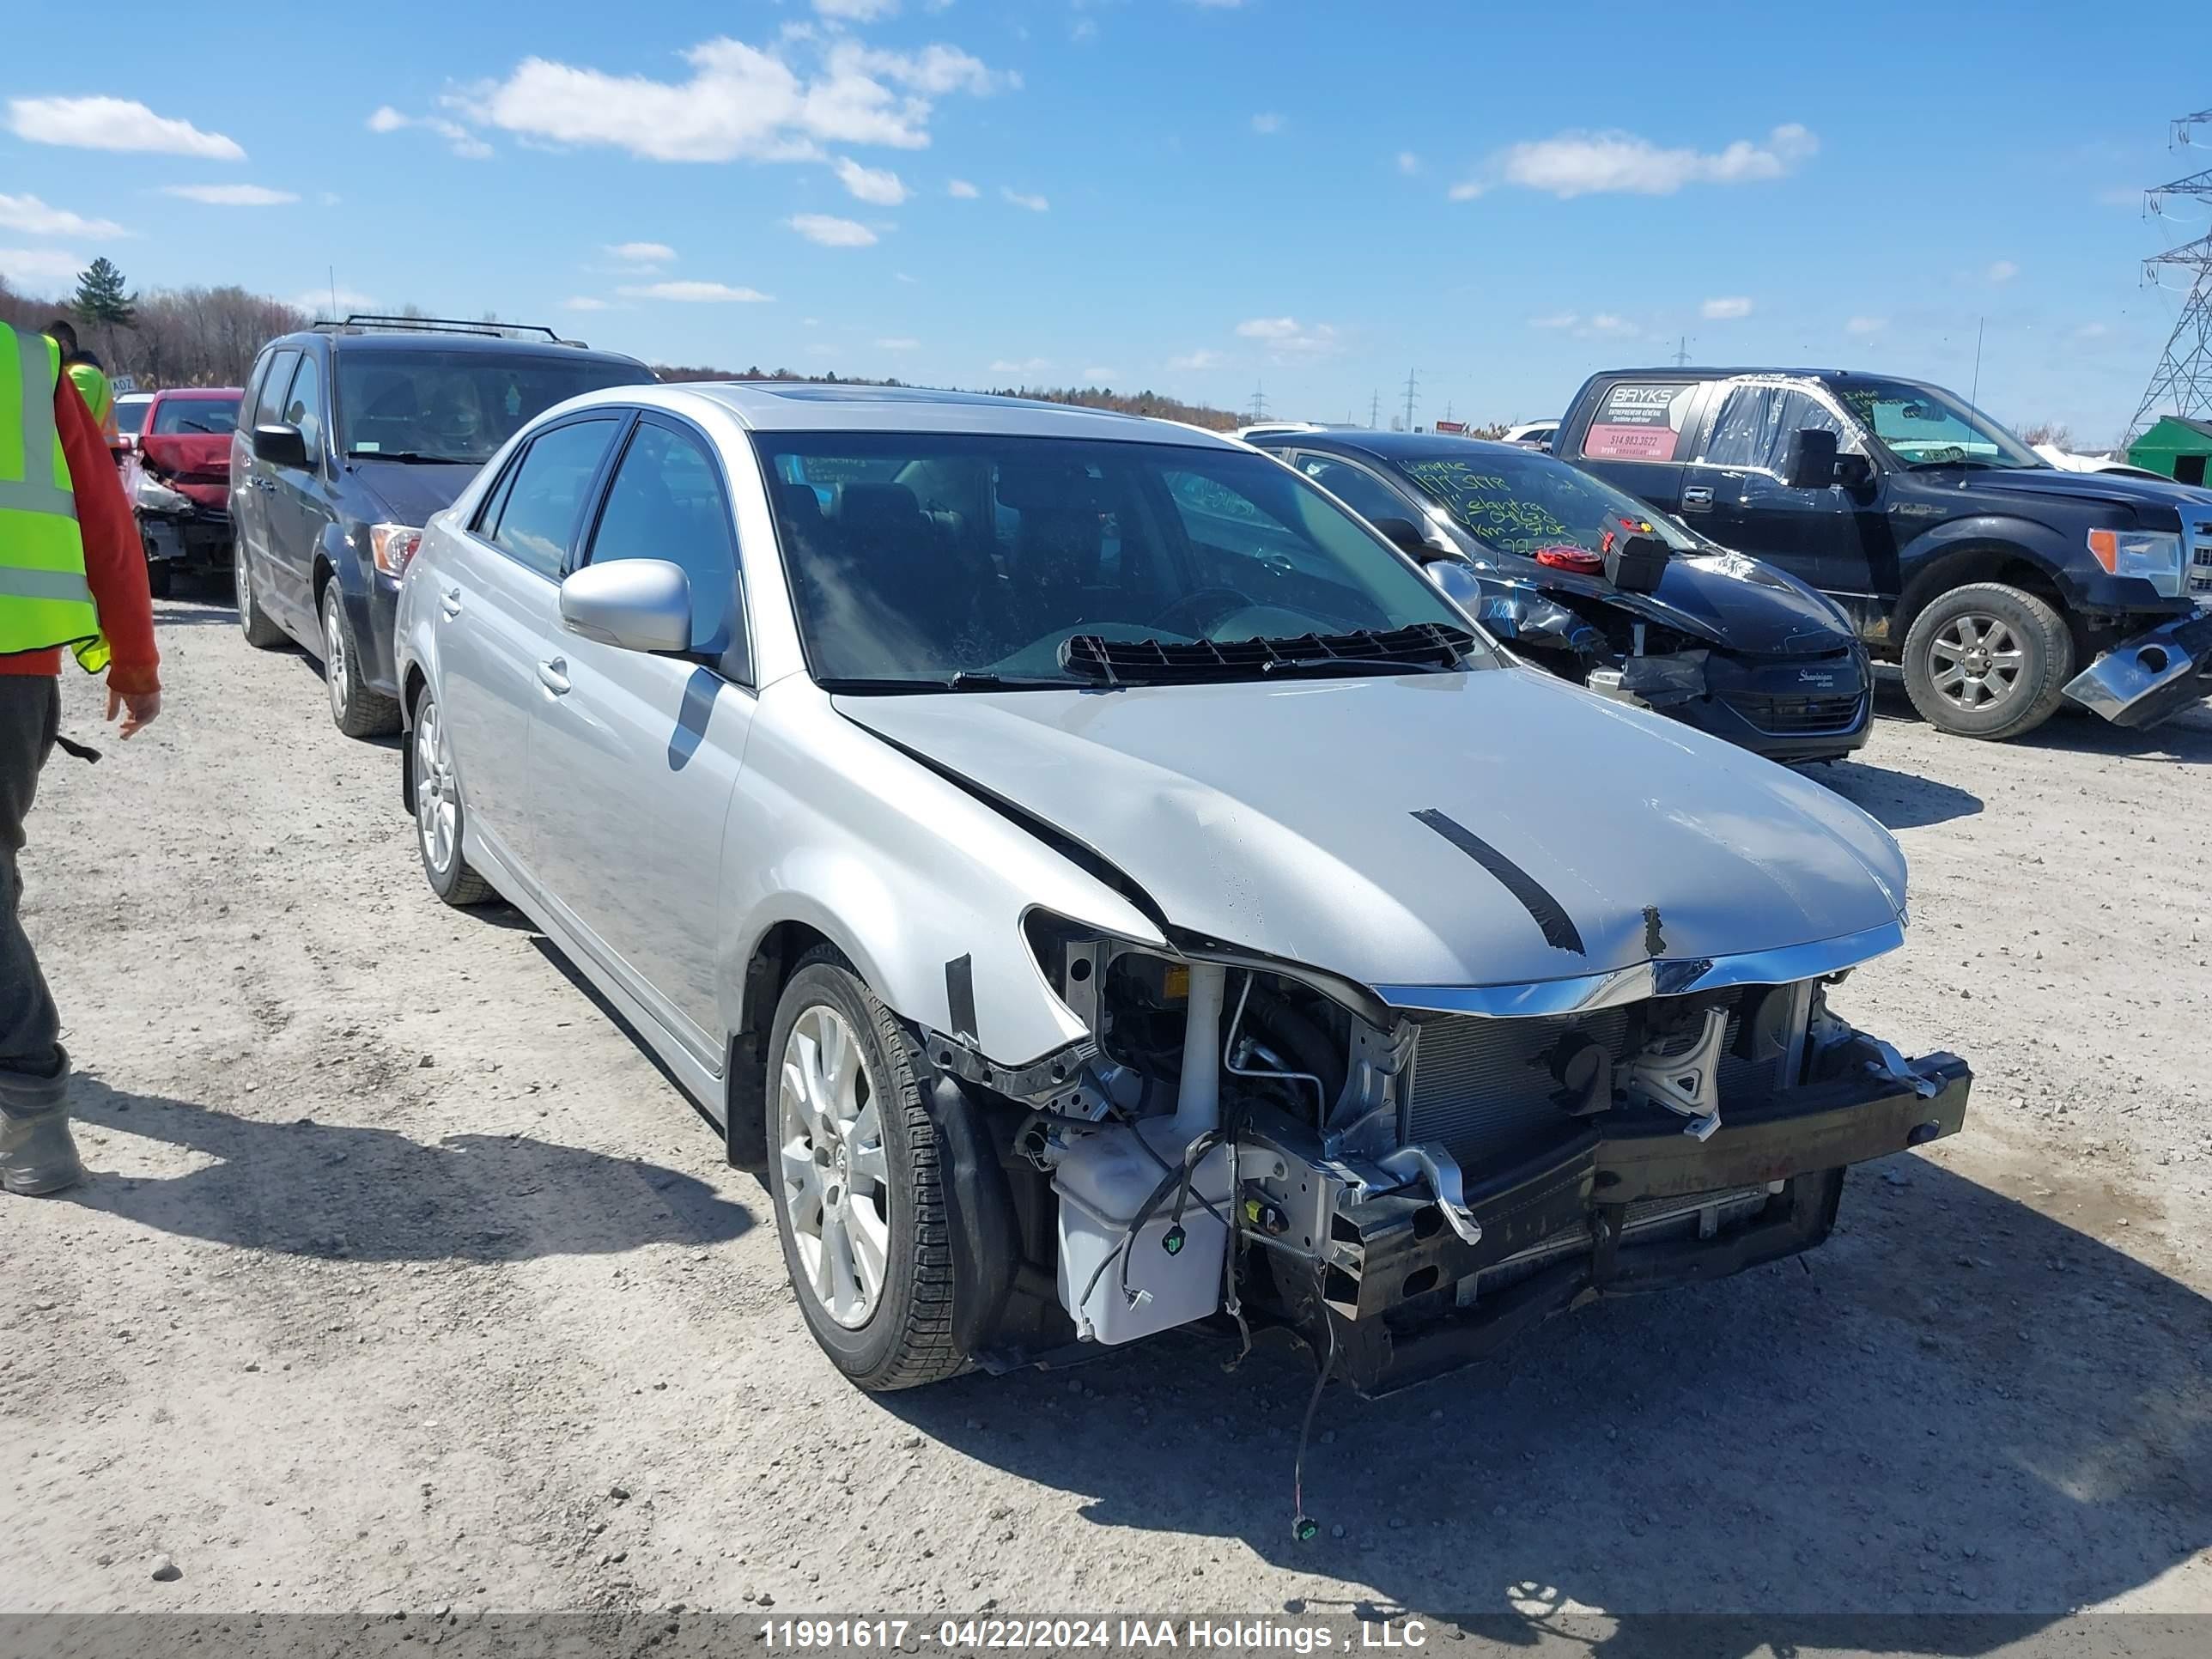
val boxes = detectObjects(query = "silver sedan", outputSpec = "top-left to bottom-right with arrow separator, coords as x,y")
395,383 -> 1968,1395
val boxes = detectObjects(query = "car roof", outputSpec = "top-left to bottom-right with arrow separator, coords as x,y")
1589,367 -> 1939,387
1246,428 -> 1534,465
267,328 -> 648,369
573,380 -> 1249,447
149,386 -> 242,399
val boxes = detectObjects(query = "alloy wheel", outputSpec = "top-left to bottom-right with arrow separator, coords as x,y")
1927,612 -> 2023,713
322,590 -> 349,723
415,700 -> 458,877
234,550 -> 252,623
776,1005 -> 892,1329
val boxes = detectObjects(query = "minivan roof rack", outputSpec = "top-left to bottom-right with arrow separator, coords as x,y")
310,313 -> 582,346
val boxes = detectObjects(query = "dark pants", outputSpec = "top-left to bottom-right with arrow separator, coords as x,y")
0,678 -> 62,1077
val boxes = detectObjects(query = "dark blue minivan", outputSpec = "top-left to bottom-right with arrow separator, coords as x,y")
231,317 -> 656,736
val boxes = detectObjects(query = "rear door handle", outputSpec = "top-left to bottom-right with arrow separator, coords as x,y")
536,658 -> 570,696
440,587 -> 463,619
1681,485 -> 1714,512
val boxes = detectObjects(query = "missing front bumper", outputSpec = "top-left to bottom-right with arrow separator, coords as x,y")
2063,608 -> 2212,729
1315,1052 -> 1971,1394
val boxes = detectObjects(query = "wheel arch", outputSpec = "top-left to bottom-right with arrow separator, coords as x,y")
723,915 -> 844,1171
1893,520 -> 2079,641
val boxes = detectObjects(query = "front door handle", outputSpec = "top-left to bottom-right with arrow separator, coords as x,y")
1681,485 -> 1715,513
536,658 -> 570,696
440,587 -> 463,619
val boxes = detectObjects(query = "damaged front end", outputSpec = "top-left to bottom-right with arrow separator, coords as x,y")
919,920 -> 1968,1396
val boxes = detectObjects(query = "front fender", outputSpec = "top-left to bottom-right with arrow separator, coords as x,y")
1899,514 -> 2179,617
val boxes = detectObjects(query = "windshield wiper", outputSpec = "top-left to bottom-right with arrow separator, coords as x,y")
346,448 -> 470,465
1261,654 -> 1454,677
815,673 -> 1069,695
1060,623 -> 1474,684
1905,457 -> 2005,471
945,672 -> 1067,691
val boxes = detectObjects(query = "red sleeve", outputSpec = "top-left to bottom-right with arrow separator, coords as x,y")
57,377 -> 159,696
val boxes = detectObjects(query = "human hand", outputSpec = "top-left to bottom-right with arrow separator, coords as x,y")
105,685 -> 161,738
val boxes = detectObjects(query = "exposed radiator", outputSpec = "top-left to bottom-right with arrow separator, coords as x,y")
1406,994 -> 1792,1171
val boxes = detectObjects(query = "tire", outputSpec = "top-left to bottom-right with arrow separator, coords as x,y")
410,689 -> 495,907
234,544 -> 286,649
766,951 -> 965,1391
1901,581 -> 2074,741
319,580 -> 401,739
146,559 -> 172,599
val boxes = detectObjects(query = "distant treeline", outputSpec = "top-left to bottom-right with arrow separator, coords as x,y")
653,363 -> 1240,429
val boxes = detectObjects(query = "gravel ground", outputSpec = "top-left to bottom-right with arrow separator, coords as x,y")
3,592 -> 2208,1633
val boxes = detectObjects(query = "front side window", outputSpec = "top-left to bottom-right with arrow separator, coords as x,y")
1400,449 -> 1698,557
1830,380 -> 2043,469
1700,384 -> 1858,475
586,420 -> 742,663
149,396 -> 242,436
335,352 -> 653,465
759,434 -> 1481,688
282,356 -> 322,458
489,417 -> 619,580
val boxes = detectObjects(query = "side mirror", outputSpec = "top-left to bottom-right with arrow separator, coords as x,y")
559,559 -> 693,654
252,422 -> 309,470
1785,428 -> 1841,489
1371,515 -> 1454,564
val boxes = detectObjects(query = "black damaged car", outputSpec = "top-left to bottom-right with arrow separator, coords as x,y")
1244,430 -> 1872,765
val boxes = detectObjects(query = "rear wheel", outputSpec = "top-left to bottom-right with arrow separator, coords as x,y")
766,953 -> 965,1390
412,690 -> 494,907
320,580 -> 400,738
1901,581 -> 2073,740
234,544 -> 284,647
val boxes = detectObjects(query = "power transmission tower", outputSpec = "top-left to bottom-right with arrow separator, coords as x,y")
1671,335 -> 1691,368
1368,389 -> 1380,428
1402,368 -> 1419,432
1249,381 -> 1268,421
2127,106 -> 2212,441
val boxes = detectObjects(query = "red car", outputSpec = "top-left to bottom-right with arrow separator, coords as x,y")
125,386 -> 244,597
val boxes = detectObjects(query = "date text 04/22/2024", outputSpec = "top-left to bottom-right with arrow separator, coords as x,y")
757,1619 -> 1433,1650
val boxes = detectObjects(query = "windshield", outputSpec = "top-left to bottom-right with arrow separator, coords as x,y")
1397,448 -> 1699,558
114,398 -> 149,436
335,352 -> 653,464
758,433 -> 1486,689
149,396 -> 240,436
1831,380 -> 2043,469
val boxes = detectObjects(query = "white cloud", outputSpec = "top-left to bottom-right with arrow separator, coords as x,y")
833,155 -> 908,204
894,271 -> 918,283
1588,313 -> 1636,335
607,240 -> 677,264
458,33 -> 1012,163
1446,180 -> 1486,202
1529,312 -> 1578,330
947,178 -> 979,198
1235,315 -> 1337,356
6,95 -> 244,161
1082,366 -> 1122,381
988,356 -> 1051,374
1461,122 -> 1816,199
876,336 -> 921,349
0,246 -> 84,287
1700,295 -> 1753,320
1168,348 -> 1223,371
1001,187 -> 1048,211
1396,151 -> 1420,175
1987,259 -> 2019,283
789,212 -> 878,246
2076,320 -> 2111,340
368,106 -> 493,159
0,193 -> 128,238
561,296 -> 613,311
161,184 -> 298,207
815,0 -> 900,17
290,285 -> 375,313
1846,315 -> 1886,336
619,280 -> 774,301
1072,17 -> 1098,42
1251,112 -> 1285,135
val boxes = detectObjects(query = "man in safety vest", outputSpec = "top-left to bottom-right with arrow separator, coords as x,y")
45,319 -> 120,448
0,321 -> 159,1195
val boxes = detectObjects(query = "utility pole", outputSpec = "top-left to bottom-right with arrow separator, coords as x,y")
1369,389 -> 1380,428
2128,105 -> 2212,441
1402,368 -> 1419,432
1443,398 -> 1454,423
1672,335 -> 1690,368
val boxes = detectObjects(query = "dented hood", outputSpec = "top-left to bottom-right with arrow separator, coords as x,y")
836,666 -> 1907,992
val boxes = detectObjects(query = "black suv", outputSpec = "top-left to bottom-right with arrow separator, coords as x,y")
1558,368 -> 2212,740
231,317 -> 657,736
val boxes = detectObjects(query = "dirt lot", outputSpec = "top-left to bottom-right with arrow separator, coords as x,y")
3,592 -> 2209,1631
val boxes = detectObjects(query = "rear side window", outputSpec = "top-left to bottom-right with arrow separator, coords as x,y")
488,417 -> 620,580
254,349 -> 300,427
1580,381 -> 1698,463
1295,454 -> 1415,527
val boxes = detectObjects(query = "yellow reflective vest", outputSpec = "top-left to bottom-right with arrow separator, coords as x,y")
0,325 -> 109,672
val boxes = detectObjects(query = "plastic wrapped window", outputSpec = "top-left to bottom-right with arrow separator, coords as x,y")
1702,384 -> 1857,474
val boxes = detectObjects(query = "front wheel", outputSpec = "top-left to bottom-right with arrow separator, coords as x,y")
766,953 -> 966,1391
1901,581 -> 2074,741
320,581 -> 401,738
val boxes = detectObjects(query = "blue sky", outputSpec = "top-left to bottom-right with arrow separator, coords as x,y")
3,0 -> 2204,445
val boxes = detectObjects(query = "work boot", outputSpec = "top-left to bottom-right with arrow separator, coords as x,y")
0,1046 -> 84,1197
